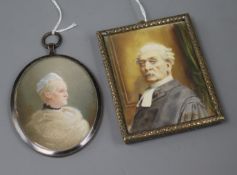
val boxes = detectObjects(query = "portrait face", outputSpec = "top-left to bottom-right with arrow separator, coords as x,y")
137,50 -> 171,83
43,79 -> 69,108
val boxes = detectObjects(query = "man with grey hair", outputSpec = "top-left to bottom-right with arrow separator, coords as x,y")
130,43 -> 208,133
25,73 -> 89,151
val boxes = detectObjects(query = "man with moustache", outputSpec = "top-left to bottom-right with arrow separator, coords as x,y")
130,43 -> 208,133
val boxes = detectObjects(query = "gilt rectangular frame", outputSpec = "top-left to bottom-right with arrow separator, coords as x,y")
97,13 -> 224,143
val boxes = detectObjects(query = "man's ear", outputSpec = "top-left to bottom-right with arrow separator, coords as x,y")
166,62 -> 171,69
165,61 -> 173,76
166,60 -> 174,68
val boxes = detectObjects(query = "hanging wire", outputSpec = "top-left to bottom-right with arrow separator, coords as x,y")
134,0 -> 147,22
51,0 -> 77,34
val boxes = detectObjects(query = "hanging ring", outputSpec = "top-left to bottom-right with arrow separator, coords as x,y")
41,32 -> 62,50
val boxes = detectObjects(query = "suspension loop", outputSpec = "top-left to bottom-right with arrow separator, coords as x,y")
42,32 -> 62,54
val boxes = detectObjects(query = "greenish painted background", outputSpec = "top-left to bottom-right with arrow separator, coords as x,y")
15,56 -> 98,129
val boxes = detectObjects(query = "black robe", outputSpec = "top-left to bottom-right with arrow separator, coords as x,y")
131,80 -> 208,133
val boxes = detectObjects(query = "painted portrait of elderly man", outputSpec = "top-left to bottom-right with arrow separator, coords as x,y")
130,43 -> 208,133
25,73 -> 90,151
97,14 -> 224,142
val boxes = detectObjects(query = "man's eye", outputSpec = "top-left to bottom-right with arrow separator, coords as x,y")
149,60 -> 157,64
137,61 -> 145,65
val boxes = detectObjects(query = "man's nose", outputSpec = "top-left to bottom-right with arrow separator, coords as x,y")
144,61 -> 152,71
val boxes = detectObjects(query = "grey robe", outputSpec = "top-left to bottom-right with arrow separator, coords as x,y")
131,80 -> 208,133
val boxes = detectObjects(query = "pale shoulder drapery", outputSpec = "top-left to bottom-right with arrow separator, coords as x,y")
25,106 -> 89,151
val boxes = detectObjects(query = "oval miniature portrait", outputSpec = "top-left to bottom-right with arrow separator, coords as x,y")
11,55 -> 101,156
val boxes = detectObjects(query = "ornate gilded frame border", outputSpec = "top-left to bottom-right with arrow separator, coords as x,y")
97,13 -> 224,143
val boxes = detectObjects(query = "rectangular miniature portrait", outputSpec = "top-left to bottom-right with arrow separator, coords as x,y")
97,14 -> 224,143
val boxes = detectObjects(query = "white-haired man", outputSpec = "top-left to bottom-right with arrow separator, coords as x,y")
25,73 -> 89,151
130,43 -> 208,133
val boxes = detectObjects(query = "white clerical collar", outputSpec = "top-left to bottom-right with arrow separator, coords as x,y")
150,75 -> 174,88
136,75 -> 173,107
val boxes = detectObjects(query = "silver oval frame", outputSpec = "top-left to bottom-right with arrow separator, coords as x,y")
11,54 -> 102,157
